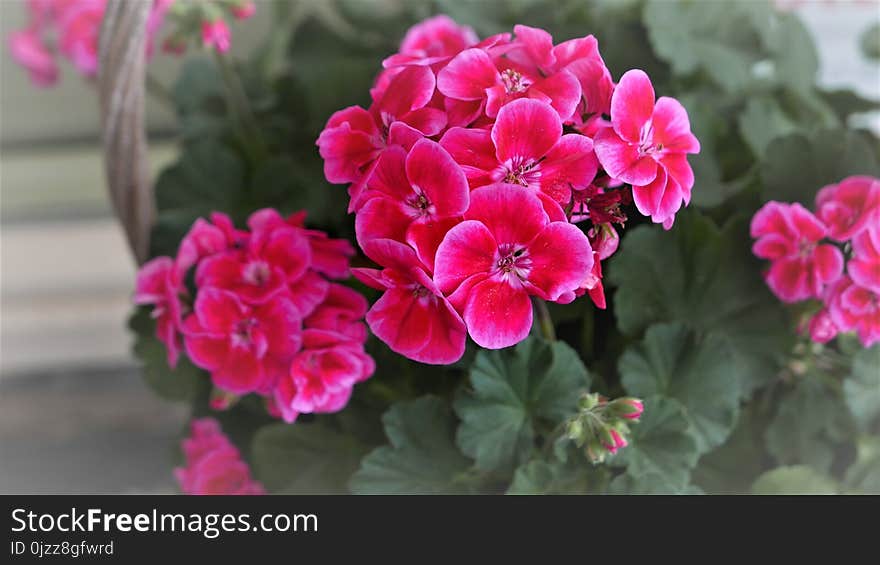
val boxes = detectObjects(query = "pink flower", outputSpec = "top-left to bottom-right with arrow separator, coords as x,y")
272,329 -> 375,423
195,218 -> 312,306
316,65 -> 445,195
305,284 -> 369,342
134,256 -> 186,367
175,418 -> 265,495
383,14 -> 478,67
182,288 -> 302,395
826,276 -> 880,347
231,1 -> 256,20
7,30 -> 58,87
56,0 -> 104,76
353,239 -> 467,364
751,201 -> 844,303
434,184 -> 593,349
594,70 -> 700,228
807,308 -> 839,344
815,176 -> 880,242
355,139 -> 469,268
849,225 -> 880,294
437,35 -> 582,120
176,213 -> 242,274
202,19 -> 231,53
440,98 -> 598,206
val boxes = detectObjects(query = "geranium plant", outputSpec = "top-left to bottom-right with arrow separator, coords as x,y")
10,0 -> 878,495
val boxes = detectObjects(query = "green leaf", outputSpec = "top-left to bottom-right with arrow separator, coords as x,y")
861,22 -> 880,61
251,422 -> 367,493
172,57 -> 228,140
692,404 -> 769,494
844,436 -> 880,494
150,139 -> 246,257
643,0 -> 764,93
507,459 -> 592,495
751,466 -> 838,495
129,308 -> 206,403
844,345 -> 880,432
761,129 -> 880,203
350,396 -> 472,494
821,88 -> 880,121
620,323 -> 741,453
765,376 -> 854,473
608,472 -> 703,495
766,13 -> 818,94
454,337 -> 590,472
738,97 -> 799,157
608,211 -> 792,395
609,396 -> 701,492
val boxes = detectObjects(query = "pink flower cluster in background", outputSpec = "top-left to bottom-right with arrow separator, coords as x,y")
135,209 -> 374,423
175,418 -> 264,495
317,16 -> 699,363
751,175 -> 880,347
6,0 -> 256,87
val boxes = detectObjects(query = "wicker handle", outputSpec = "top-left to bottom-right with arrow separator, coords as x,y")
98,0 -> 154,265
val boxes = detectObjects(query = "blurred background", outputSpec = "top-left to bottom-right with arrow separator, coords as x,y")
1,0 -> 878,493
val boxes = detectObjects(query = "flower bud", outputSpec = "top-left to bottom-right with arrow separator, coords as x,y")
231,1 -> 256,20
609,397 -> 644,420
209,387 -> 239,411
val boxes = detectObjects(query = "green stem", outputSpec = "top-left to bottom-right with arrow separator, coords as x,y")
533,297 -> 556,342
213,51 -> 266,164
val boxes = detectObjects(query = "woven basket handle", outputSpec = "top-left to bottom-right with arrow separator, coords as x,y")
98,0 -> 154,265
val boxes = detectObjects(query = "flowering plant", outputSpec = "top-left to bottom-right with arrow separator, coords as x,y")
13,0 -> 878,494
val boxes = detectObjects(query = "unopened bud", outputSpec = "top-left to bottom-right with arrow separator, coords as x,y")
609,397 -> 644,420
209,388 -> 239,411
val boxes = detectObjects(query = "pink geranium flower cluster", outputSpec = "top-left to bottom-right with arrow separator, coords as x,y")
751,175 -> 880,347
6,0 -> 256,87
135,209 -> 374,423
316,16 -> 700,363
175,418 -> 264,495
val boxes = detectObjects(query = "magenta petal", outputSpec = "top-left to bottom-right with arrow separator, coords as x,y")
464,184 -> 549,245
540,134 -> 598,203
767,256 -> 810,303
513,24 -> 556,69
184,334 -> 227,371
788,203 -> 828,243
652,97 -> 700,153
439,126 -> 498,189
445,97 -> 484,128
752,233 -> 795,260
360,238 -> 423,273
375,65 -> 436,119
366,145 -> 411,200
400,107 -> 447,136
611,69 -> 655,142
366,287 -> 434,357
433,220 -> 497,294
406,139 -> 470,217
530,70 -> 581,122
351,267 -> 388,291
214,348 -> 266,395
464,278 -> 532,349
406,217 -> 462,274
437,47 -> 499,100
527,223 -> 594,301
288,271 -> 330,319
492,98 -> 562,164
194,288 -> 245,333
660,153 -> 695,195
355,197 -> 411,251
813,244 -> 844,286
593,127 -> 658,186
386,121 -> 424,151
631,166 -> 668,221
